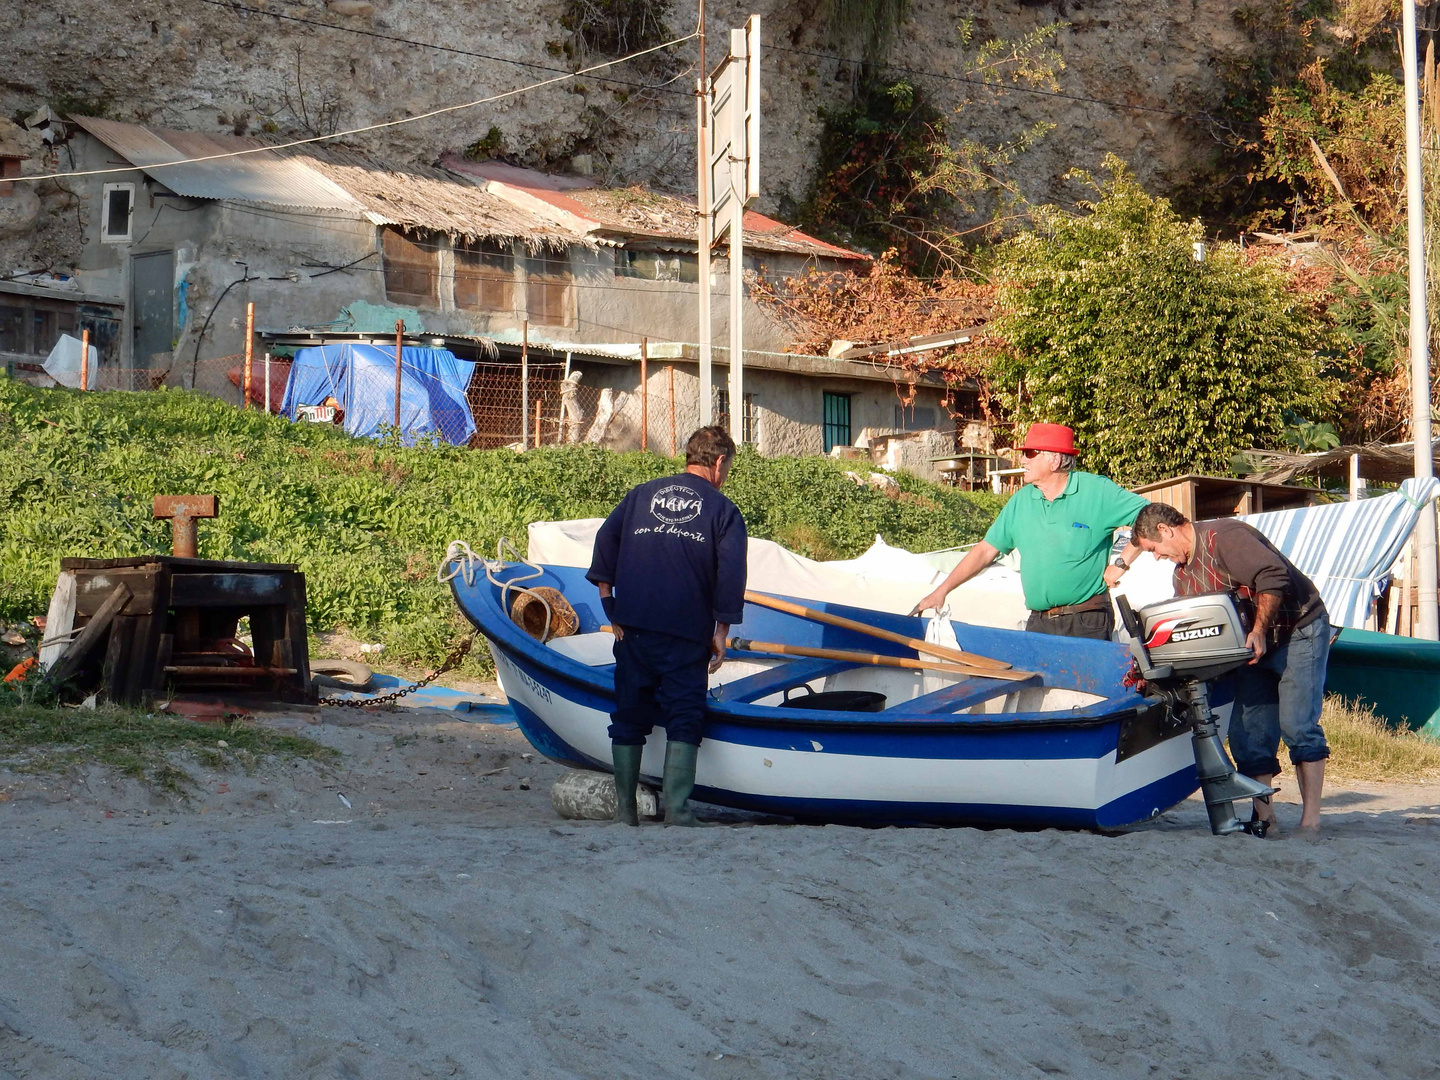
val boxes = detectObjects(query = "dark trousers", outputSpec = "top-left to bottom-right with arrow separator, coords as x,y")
608,627 -> 710,747
1025,604 -> 1114,641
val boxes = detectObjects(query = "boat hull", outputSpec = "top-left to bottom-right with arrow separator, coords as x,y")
454,562 -> 1226,829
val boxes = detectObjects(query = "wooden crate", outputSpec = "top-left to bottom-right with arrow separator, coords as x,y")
59,556 -> 314,706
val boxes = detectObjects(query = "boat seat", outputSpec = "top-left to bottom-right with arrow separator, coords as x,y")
890,673 -> 1044,715
710,657 -> 856,704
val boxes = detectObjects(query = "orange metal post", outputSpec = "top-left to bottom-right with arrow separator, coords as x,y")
79,328 -> 90,391
534,398 -> 542,447
394,319 -> 404,431
640,336 -> 649,452
667,364 -> 676,456
242,302 -> 255,408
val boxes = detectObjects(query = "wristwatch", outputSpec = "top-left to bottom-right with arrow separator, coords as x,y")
1112,557 -> 1129,571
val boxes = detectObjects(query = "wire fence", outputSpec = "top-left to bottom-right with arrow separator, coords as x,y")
19,349 -> 678,452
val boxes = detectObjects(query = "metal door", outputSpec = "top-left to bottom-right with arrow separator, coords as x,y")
131,250 -> 174,369
823,391 -> 851,452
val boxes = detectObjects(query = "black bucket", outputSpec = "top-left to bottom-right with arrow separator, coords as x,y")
781,684 -> 887,713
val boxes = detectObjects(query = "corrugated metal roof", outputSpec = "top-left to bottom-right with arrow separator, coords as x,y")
443,156 -> 870,262
290,146 -> 579,247
70,116 -> 362,211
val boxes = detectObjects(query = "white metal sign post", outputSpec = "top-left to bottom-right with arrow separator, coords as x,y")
702,15 -> 760,442
697,61 -> 712,426
1403,0 -> 1438,639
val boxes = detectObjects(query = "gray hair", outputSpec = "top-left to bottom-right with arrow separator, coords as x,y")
1054,452 -> 1076,472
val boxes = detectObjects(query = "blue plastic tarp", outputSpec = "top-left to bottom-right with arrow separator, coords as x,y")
281,343 -> 476,446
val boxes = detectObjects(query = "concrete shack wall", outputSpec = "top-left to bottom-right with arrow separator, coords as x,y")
567,248 -> 821,354
568,357 -> 954,477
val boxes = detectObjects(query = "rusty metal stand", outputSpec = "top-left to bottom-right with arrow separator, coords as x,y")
57,556 -> 315,706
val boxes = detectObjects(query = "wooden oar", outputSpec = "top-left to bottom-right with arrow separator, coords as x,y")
743,590 -> 1013,673
727,638 -> 1036,682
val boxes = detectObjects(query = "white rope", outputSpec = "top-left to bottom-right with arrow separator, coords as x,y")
437,537 -> 557,640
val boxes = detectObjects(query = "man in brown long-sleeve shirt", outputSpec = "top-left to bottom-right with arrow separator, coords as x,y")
1133,503 -> 1331,835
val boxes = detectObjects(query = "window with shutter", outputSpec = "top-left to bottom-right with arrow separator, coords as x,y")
382,228 -> 440,305
525,249 -> 572,326
455,240 -> 515,312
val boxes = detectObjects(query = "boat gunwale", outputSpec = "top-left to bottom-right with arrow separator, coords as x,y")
450,567 -> 1166,736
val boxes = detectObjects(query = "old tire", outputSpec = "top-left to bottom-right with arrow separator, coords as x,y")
310,659 -> 375,691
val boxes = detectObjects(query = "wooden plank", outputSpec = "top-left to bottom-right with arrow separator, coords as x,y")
710,658 -> 855,704
152,633 -> 174,698
101,616 -> 130,702
743,591 -> 1013,671
169,573 -> 288,607
889,673 -> 1044,715
45,582 -> 132,689
123,567 -> 171,704
163,666 -> 299,676
285,573 -> 315,701
63,555 -> 298,573
39,571 -> 77,669
74,567 -> 162,616
728,637 -> 1036,681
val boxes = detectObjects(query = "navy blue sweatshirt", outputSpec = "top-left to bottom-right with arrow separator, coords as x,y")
586,473 -> 747,643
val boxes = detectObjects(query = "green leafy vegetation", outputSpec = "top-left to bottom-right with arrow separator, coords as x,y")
0,699 -> 336,794
0,378 -> 1000,670
987,160 -> 1337,485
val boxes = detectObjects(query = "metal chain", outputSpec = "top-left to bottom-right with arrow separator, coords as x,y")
319,633 -> 478,709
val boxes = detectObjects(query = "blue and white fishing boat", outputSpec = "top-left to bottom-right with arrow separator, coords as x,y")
444,544 -> 1230,829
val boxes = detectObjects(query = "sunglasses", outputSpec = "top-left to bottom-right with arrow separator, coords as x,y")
1022,448 -> 1045,459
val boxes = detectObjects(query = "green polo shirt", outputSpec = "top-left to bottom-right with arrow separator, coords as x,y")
984,471 -> 1149,611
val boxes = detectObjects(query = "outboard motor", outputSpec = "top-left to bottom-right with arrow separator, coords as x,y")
1116,592 -> 1276,835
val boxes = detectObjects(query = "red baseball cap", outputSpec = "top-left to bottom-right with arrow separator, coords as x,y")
1019,422 -> 1077,455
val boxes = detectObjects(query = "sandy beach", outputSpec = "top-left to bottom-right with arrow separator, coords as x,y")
2,696 -> 1438,1079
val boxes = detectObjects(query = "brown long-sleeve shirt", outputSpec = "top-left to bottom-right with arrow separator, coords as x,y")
1172,519 -> 1325,643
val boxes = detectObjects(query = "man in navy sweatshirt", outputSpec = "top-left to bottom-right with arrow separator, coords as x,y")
587,425 -> 748,826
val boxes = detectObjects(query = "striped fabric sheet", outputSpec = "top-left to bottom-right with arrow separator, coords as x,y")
1238,477 -> 1440,629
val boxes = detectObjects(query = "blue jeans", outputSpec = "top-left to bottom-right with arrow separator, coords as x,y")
1228,614 -> 1332,778
607,628 -> 710,747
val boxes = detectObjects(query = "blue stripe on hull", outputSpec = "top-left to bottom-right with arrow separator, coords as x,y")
700,717 -> 1124,761
499,643 -> 1129,762
508,699 -> 603,772
507,699 -> 1198,829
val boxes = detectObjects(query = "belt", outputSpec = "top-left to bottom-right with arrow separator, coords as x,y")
1037,591 -> 1110,618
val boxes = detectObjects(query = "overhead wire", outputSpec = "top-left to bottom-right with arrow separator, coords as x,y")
12,30 -> 699,183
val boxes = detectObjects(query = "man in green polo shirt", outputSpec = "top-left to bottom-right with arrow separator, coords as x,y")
909,423 -> 1149,640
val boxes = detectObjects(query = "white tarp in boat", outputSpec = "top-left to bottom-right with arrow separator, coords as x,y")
526,520 -> 1030,627
528,476 -> 1440,638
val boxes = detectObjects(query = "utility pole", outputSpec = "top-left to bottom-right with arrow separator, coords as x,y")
697,0 -> 712,425
1404,0 -> 1439,639
727,25 -> 746,443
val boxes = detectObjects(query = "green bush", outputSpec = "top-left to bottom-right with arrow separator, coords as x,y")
990,159 -> 1337,485
0,379 -> 999,665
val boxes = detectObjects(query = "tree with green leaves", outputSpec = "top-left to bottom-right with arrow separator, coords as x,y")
988,159 -> 1338,485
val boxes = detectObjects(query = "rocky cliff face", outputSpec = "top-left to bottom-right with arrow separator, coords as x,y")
3,0 -> 1261,260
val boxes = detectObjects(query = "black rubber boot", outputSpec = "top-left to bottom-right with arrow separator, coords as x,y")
663,740 -> 705,826
611,743 -> 642,826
